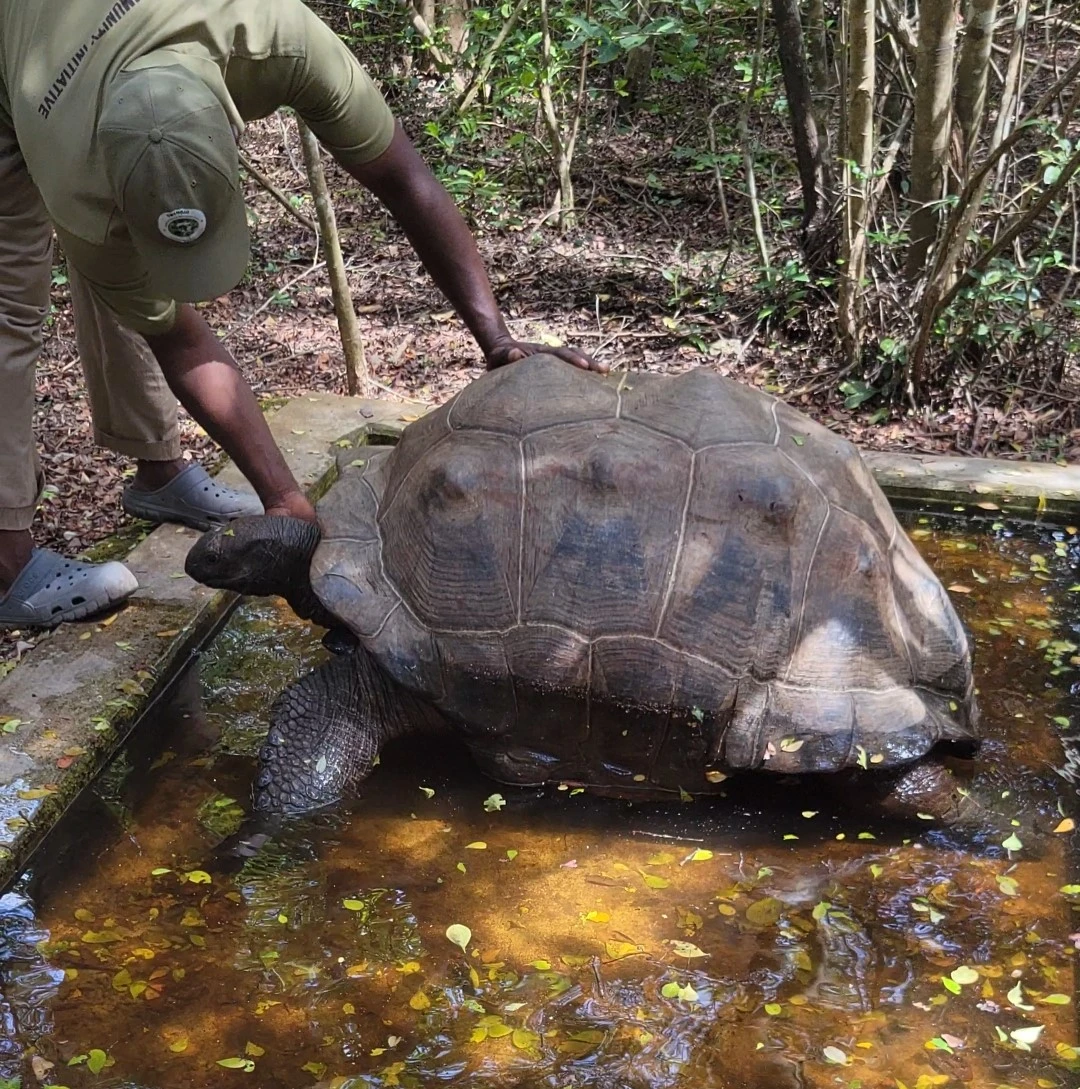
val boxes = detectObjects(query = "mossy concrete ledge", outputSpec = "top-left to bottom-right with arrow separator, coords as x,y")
0,392 -> 419,891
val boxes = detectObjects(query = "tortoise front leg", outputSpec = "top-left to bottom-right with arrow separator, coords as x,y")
255,650 -> 389,813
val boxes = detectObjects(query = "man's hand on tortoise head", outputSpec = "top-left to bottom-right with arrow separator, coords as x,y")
484,338 -> 607,374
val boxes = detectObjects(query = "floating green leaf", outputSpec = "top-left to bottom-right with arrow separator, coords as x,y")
641,872 -> 670,889
446,924 -> 472,952
1009,1024 -> 1043,1047
1002,833 -> 1023,852
216,1057 -> 255,1071
483,793 -> 506,812
764,1003 -> 782,1015
1042,993 -> 1071,1005
505,849 -> 518,861
950,966 -> 979,986
343,899 -> 365,911
87,1050 -> 109,1075
183,870 -> 212,885
419,786 -> 435,799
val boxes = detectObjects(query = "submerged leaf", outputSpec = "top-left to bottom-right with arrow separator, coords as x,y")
745,897 -> 782,927
822,1046 -> 849,1065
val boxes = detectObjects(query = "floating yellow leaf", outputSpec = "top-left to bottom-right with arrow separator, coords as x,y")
408,989 -> 431,1011
685,848 -> 713,863
582,910 -> 610,923
764,1003 -> 782,1016
512,1028 -> 540,1052
779,738 -> 805,753
183,870 -> 212,884
465,841 -> 488,850
1053,818 -> 1075,834
641,873 -> 670,889
342,899 -> 365,911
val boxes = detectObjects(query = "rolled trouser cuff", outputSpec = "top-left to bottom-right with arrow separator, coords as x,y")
0,464 -> 44,531
93,426 -> 182,462
0,499 -> 38,532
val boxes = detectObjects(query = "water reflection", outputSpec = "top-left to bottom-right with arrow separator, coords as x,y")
0,513 -> 1076,1089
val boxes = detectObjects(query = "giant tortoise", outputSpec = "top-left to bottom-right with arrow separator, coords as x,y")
186,356 -> 979,819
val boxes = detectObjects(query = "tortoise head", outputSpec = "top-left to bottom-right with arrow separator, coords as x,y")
185,516 -> 321,600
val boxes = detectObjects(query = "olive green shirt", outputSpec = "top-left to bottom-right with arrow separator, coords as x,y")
0,0 -> 395,332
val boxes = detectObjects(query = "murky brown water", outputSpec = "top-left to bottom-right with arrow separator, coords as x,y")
1,513 -> 1078,1089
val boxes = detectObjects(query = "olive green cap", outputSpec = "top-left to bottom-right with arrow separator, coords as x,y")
98,65 -> 249,303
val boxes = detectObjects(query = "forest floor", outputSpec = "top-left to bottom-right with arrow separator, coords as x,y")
8,86 -> 1078,669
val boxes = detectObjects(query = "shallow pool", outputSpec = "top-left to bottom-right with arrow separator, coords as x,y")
0,513 -> 1077,1089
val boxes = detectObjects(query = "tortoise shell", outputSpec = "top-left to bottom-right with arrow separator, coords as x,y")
311,356 -> 975,793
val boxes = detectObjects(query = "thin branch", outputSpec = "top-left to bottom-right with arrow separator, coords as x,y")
238,150 -> 317,233
297,119 -> 369,395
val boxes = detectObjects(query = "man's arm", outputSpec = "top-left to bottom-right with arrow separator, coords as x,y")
340,124 -> 603,374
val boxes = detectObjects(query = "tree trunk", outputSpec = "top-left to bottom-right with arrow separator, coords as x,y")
444,0 -> 470,55
619,0 -> 654,117
297,119 -> 368,396
838,0 -> 875,370
772,0 -> 826,235
954,0 -> 998,157
804,0 -> 836,193
904,0 -> 958,281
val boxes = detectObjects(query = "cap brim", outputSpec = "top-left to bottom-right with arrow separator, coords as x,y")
133,193 -> 250,304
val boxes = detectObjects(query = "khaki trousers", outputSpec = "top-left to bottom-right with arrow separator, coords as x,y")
0,129 -> 181,531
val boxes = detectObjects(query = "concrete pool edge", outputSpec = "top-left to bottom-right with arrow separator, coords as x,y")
0,389 -> 1076,891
